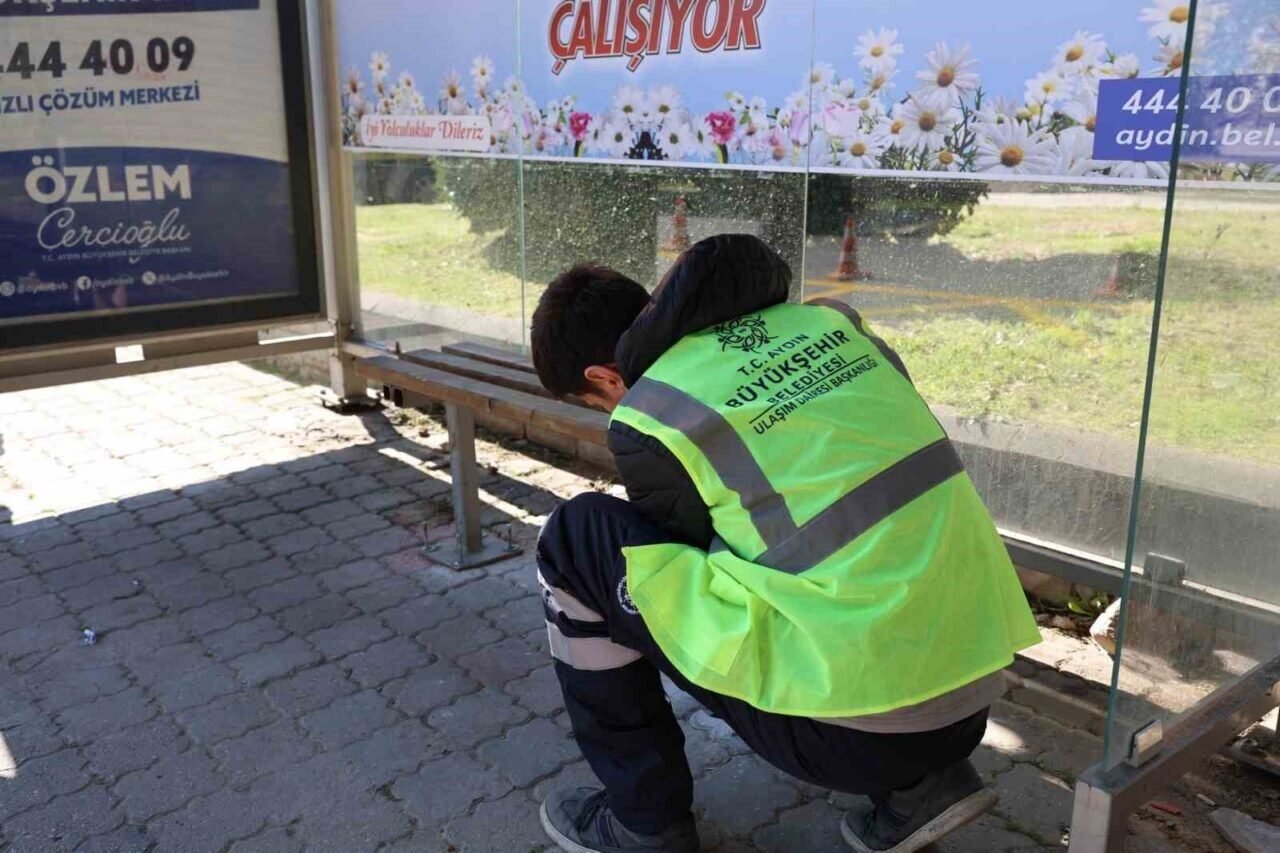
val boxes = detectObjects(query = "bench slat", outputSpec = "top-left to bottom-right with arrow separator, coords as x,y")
404,348 -> 595,411
402,349 -> 551,398
357,356 -> 608,445
441,341 -> 537,374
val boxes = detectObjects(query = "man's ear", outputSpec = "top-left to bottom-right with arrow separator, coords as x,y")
583,364 -> 625,392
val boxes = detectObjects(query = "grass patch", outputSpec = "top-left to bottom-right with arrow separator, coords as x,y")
356,204 -> 527,317
941,201 -> 1280,300
892,300 -> 1280,460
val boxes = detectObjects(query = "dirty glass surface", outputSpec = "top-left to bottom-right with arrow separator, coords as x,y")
1105,0 -> 1280,767
352,153 -> 526,353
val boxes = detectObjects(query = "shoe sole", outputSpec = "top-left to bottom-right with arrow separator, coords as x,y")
540,799 -> 604,853
841,789 -> 999,853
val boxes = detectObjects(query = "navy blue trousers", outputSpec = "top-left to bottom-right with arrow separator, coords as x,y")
536,493 -> 988,834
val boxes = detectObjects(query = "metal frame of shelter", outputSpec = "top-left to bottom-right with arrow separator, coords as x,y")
0,3 -> 1275,851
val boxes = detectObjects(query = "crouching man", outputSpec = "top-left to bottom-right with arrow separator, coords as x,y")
530,234 -> 1040,853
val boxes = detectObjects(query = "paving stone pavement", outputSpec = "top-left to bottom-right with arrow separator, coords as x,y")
0,363 -> 1173,851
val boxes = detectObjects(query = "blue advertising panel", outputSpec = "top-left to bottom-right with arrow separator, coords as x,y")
1095,73 -> 1280,162
0,0 -> 319,350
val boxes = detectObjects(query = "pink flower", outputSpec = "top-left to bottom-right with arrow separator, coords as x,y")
788,110 -> 810,146
569,111 -> 593,141
768,127 -> 788,161
821,103 -> 862,139
706,111 -> 736,145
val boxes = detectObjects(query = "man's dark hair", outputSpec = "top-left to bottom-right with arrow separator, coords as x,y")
531,264 -> 649,398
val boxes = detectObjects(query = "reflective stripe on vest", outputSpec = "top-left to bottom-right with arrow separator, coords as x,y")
622,378 -> 800,549
623,379 -> 964,574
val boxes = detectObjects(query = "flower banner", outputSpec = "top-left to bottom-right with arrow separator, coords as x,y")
338,0 -> 1278,182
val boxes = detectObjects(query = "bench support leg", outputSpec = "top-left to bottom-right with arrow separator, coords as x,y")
425,402 -> 520,570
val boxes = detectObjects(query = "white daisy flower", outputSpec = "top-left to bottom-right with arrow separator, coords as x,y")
898,92 -> 961,151
879,103 -> 910,146
657,121 -> 692,160
810,133 -> 839,167
1057,128 -> 1098,176
807,62 -> 837,89
593,123 -> 633,158
345,66 -> 363,98
613,85 -> 645,122
1106,160 -> 1170,180
347,93 -> 367,118
727,91 -> 747,112
738,120 -> 770,156
915,43 -> 979,103
634,94 -> 659,129
837,130 -> 888,169
1054,31 -> 1106,76
1060,93 -> 1099,158
504,77 -> 522,96
1140,1 -> 1191,43
974,121 -> 1058,174
786,91 -> 810,113
857,28 -> 904,74
1025,72 -> 1074,107
976,95 -> 1019,126
1151,44 -> 1184,76
869,67 -> 898,94
748,96 -> 769,125
931,147 -> 961,171
692,118 -> 718,159
1100,53 -> 1142,79
651,85 -> 682,121
410,91 -> 426,114
852,93 -> 885,117
471,55 -> 495,87
1062,93 -> 1099,134
561,96 -> 576,113
398,71 -> 416,91
838,78 -> 858,98
370,52 -> 390,82
440,70 -> 467,114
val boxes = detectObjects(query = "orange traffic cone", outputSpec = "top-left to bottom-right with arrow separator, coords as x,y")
662,196 -> 691,253
1094,256 -> 1121,298
831,215 -> 869,281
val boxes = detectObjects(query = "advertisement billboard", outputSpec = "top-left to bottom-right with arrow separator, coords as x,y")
0,0 -> 320,351
337,0 -> 1280,184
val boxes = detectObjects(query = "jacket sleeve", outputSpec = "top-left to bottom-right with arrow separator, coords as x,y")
608,422 -> 714,551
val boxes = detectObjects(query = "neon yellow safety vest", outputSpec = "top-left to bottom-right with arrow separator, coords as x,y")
611,300 -> 1040,717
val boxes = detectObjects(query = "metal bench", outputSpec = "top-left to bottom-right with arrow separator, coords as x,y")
355,343 -> 607,569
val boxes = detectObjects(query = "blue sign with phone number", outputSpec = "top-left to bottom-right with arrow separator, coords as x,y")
1094,74 -> 1280,164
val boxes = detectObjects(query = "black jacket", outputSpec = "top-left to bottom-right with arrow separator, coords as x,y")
609,234 -> 792,549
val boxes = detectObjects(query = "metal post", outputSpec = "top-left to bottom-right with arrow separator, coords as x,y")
307,0 -> 376,411
446,402 -> 484,555
427,402 -> 519,570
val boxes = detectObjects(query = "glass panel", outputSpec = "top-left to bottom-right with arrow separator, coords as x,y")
336,0 -> 525,353
353,153 -> 526,353
519,161 -> 808,304
805,177 -> 1163,563
1106,0 -> 1280,766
